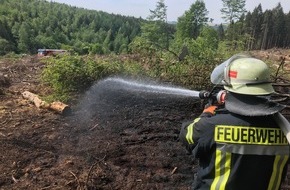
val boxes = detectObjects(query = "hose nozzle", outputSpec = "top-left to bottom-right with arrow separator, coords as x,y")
199,90 -> 226,105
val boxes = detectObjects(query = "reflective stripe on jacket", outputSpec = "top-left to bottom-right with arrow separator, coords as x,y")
179,111 -> 289,190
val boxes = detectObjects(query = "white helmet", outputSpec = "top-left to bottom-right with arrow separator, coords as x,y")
210,54 -> 285,116
211,54 -> 274,95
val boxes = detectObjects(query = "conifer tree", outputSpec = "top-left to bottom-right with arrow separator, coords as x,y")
261,10 -> 273,49
248,4 -> 263,49
285,11 -> 290,47
221,0 -> 246,23
217,23 -> 225,40
272,3 -> 286,47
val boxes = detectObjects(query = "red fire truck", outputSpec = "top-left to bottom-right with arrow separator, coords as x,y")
37,49 -> 67,56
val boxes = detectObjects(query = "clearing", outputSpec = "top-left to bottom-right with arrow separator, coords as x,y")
0,52 -> 289,190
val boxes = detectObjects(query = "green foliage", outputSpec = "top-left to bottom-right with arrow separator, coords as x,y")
131,26 -> 226,91
172,0 -> 211,59
40,47 -> 228,101
187,39 -> 218,63
129,36 -> 159,60
148,0 -> 167,22
245,4 -> 263,50
135,0 -> 174,53
3,0 -> 289,103
171,26 -> 221,64
224,21 -> 248,51
2,0 -> 289,57
41,54 -> 145,101
175,0 -> 209,40
217,41 -> 241,59
0,0 -> 141,55
18,22 -> 32,53
0,38 -> 15,55
272,3 -> 287,48
0,52 -> 26,62
156,58 -> 216,91
129,0 -> 228,91
217,24 -> 225,40
224,3 -> 290,50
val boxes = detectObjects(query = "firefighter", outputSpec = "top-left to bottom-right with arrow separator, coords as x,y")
179,54 -> 289,190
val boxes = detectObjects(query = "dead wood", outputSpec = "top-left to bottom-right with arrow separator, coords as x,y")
22,91 -> 71,115
49,101 -> 71,115
22,91 -> 49,108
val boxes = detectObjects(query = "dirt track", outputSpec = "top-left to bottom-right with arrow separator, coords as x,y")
0,55 -> 289,190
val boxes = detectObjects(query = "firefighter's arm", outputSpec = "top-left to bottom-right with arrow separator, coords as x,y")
179,119 -> 201,154
179,106 -> 217,153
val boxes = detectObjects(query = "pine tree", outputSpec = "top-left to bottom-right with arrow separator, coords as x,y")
248,4 -> 263,49
272,3 -> 286,47
221,0 -> 246,23
261,10 -> 273,49
285,11 -> 290,47
217,23 -> 225,40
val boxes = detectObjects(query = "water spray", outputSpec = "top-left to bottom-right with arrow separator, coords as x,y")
100,77 -> 201,98
97,77 -> 227,106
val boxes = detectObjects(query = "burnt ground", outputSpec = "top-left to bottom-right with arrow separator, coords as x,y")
0,55 -> 289,190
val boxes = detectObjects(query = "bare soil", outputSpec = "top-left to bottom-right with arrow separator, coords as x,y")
0,53 -> 289,190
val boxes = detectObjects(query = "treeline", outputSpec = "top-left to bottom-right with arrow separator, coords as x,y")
0,0 -> 142,55
228,3 -> 290,50
0,0 -> 290,57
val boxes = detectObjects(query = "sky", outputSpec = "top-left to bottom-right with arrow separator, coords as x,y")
50,0 -> 290,24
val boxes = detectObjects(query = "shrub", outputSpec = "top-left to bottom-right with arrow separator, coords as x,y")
41,54 -> 145,102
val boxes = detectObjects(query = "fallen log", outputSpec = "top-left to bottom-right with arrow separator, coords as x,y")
22,91 -> 71,115
22,91 -> 49,108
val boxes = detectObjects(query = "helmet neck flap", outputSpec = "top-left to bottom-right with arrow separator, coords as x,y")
225,92 -> 285,116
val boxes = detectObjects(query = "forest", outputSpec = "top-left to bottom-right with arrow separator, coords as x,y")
0,0 -> 142,55
0,0 -> 290,56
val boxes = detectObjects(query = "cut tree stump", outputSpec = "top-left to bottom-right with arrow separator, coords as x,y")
49,101 -> 71,115
22,91 -> 71,115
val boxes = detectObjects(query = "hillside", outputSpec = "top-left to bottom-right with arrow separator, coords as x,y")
0,0 -> 143,55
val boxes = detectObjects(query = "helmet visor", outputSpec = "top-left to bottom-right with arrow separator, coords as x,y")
210,59 -> 229,85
